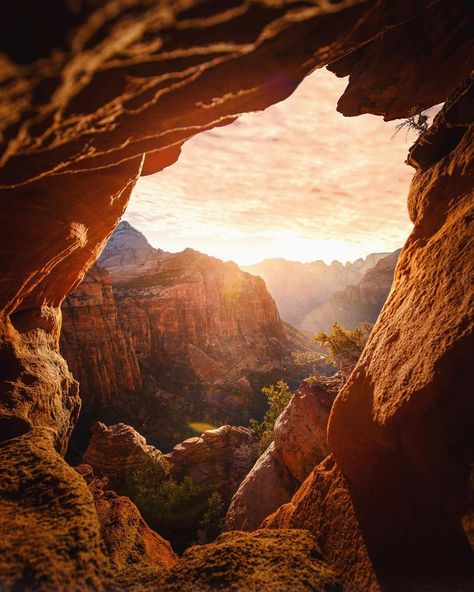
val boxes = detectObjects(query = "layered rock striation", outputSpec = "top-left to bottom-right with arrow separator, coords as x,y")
61,222 -> 316,450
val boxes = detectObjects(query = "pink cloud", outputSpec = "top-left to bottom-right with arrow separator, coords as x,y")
125,68 -> 420,264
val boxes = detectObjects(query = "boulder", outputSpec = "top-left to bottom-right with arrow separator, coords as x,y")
163,529 -> 341,592
226,373 -> 344,529
273,373 -> 344,482
83,422 -> 170,496
165,425 -> 254,500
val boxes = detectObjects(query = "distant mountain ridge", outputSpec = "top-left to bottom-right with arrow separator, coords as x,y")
301,249 -> 401,332
243,252 -> 391,330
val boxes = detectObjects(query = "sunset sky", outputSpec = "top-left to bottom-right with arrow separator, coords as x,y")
125,67 -> 423,265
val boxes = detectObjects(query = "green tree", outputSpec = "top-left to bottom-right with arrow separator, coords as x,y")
314,322 -> 372,371
132,475 -> 204,532
250,379 -> 293,450
197,492 -> 225,544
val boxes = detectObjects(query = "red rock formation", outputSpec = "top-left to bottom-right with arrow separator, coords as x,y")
61,222 -> 314,445
83,422 -> 170,495
226,373 -> 344,530
83,421 -> 252,503
273,374 -> 343,482
328,2 -> 474,120
77,464 -> 177,581
263,455 -> 378,592
326,77 -> 474,591
61,266 -> 141,421
225,441 -> 300,531
166,425 -> 253,501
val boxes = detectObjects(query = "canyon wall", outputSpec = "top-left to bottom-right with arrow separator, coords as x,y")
244,251 -> 388,327
61,221 -> 316,451
301,249 -> 400,332
1,1 -> 473,590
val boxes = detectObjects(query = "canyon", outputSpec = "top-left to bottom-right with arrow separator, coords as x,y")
0,1 -> 473,591
244,251 -> 391,329
61,221 -> 317,452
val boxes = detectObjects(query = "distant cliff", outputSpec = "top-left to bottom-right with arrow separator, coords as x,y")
243,251 -> 397,332
301,250 -> 401,332
61,222 -> 316,452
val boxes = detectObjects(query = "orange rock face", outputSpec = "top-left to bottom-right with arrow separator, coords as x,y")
61,266 -> 142,428
273,374 -> 344,482
327,79 -> 474,589
263,455 -> 378,592
83,422 -> 170,495
226,373 -> 344,530
77,465 -> 177,577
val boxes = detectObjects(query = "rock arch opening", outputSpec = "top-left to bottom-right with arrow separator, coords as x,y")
0,1 -> 473,591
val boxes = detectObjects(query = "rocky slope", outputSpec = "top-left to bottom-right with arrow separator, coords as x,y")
301,249 -> 401,332
61,222 -> 315,451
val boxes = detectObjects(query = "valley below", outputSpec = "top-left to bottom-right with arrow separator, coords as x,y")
58,220 -> 399,552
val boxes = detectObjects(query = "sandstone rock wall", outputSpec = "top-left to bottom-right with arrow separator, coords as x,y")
226,373 -> 344,530
61,266 -> 142,420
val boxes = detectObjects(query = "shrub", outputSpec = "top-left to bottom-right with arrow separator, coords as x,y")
392,111 -> 429,140
314,322 -> 372,372
196,492 -> 225,544
249,379 -> 293,451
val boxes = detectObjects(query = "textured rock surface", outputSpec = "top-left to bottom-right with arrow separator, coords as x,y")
0,430 -> 109,591
165,425 -> 254,500
301,250 -> 400,333
326,80 -> 474,590
77,465 -> 177,577
2,1 -> 450,189
273,373 -> 344,482
263,455 -> 378,592
163,529 -> 342,592
328,2 -> 474,120
225,442 -> 299,531
83,422 -> 170,496
226,373 -> 343,530
61,266 -> 141,428
244,252 -> 388,328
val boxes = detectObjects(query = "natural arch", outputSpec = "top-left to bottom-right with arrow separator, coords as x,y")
0,1 -> 473,590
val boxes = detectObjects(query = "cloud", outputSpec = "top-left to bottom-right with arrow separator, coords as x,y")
125,67 -> 416,264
